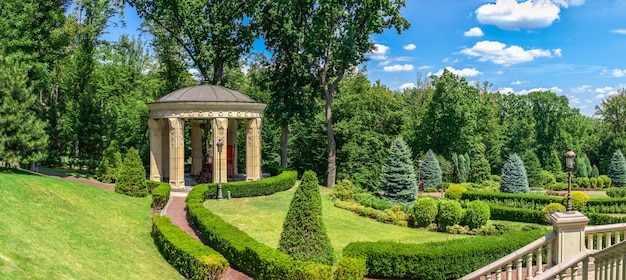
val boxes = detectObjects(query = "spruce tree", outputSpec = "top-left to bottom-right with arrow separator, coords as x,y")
458,154 -> 468,183
115,147 -> 148,197
379,138 -> 417,205
608,150 -> 626,187
278,170 -> 334,265
500,154 -> 529,193
470,152 -> 491,183
451,153 -> 459,183
420,150 -> 442,189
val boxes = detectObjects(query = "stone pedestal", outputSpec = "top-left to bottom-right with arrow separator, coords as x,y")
245,118 -> 262,181
168,118 -> 185,188
550,211 -> 590,265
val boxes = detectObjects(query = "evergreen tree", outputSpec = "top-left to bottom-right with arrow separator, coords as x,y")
0,55 -> 48,165
575,157 -> 588,178
545,150 -> 562,174
96,140 -> 123,183
379,138 -> 417,205
522,150 -> 542,188
592,165 -> 600,178
458,153 -> 469,183
278,170 -> 334,265
451,153 -> 459,183
470,152 -> 491,183
420,150 -> 442,189
501,154 -> 529,193
115,147 -> 147,197
608,150 -> 626,187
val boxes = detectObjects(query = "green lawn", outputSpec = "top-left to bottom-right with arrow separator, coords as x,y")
204,184 -> 468,259
0,168 -> 183,280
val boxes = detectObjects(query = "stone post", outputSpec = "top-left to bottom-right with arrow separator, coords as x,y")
245,118 -> 262,181
161,119 -> 170,180
148,119 -> 163,182
212,118 -> 228,183
168,118 -> 185,188
228,118 -> 238,176
191,120 -> 203,176
550,211 -> 590,266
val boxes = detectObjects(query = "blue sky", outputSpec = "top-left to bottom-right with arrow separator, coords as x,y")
107,0 -> 626,116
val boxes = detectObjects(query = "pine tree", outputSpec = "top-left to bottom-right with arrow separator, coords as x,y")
420,150 -> 442,189
608,150 -> 626,187
451,153 -> 459,183
379,138 -> 417,205
115,147 -> 147,197
575,157 -> 589,178
470,152 -> 491,183
278,170 -> 334,265
522,150 -> 542,188
458,154 -> 468,183
501,154 -> 529,193
0,55 -> 48,165
97,140 -> 123,183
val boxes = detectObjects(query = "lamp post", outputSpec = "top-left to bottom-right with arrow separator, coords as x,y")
417,160 -> 423,191
216,139 -> 224,201
564,148 -> 577,212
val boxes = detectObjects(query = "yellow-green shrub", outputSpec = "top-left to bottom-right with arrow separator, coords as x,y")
541,202 -> 566,223
444,184 -> 467,200
563,191 -> 590,210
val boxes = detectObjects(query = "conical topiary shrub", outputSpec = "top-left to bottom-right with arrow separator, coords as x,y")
115,147 -> 147,197
379,138 -> 417,205
278,170 -> 334,265
500,154 -> 529,193
608,150 -> 626,187
419,150 -> 442,189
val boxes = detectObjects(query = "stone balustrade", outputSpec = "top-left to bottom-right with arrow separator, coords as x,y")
585,223 -> 626,250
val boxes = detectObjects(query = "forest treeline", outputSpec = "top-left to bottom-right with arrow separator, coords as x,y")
1,1 -> 625,190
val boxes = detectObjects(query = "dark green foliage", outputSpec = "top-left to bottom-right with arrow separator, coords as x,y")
151,182 -> 171,210
592,165 -> 600,178
333,179 -> 358,201
420,150 -> 442,189
575,154 -> 592,178
606,188 -> 626,198
96,141 -> 122,183
462,191 -> 559,208
354,192 -> 392,211
278,170 -> 334,265
413,197 -> 438,227
379,138 -> 417,205
608,150 -> 626,187
521,150 -> 542,188
147,180 -> 162,193
437,199 -> 463,229
545,150 -> 562,174
487,204 -> 546,224
334,256 -> 367,280
151,216 -> 229,280
204,170 -> 297,199
464,201 -> 490,229
470,152 -> 491,183
114,147 -> 147,197
500,154 -> 529,193
538,170 -> 556,188
186,184 -> 334,280
342,229 -> 549,280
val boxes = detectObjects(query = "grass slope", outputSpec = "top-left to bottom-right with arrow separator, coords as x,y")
204,184 -> 468,259
0,168 -> 183,280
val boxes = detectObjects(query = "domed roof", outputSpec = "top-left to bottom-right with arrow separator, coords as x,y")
154,83 -> 259,103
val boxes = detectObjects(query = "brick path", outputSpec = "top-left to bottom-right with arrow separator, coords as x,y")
37,168 -> 251,280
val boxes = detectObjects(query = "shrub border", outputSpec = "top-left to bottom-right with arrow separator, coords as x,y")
201,170 -> 297,199
151,181 -> 171,210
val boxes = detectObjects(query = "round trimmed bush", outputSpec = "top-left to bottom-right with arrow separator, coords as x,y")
542,202 -> 566,223
464,200 -> 490,229
599,175 -> 611,188
606,188 -> 626,198
413,197 -> 438,227
437,199 -> 463,229
590,177 -> 598,189
333,179 -> 357,201
444,184 -> 467,200
562,191 -> 590,210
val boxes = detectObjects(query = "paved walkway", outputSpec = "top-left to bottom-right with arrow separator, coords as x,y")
37,169 -> 251,280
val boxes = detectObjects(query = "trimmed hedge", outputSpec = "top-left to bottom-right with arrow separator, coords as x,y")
488,203 -> 546,224
152,182 -> 171,210
186,183 -> 335,280
334,256 -> 367,280
202,170 -> 297,199
342,229 -> 549,280
151,215 -> 229,280
462,191 -> 559,208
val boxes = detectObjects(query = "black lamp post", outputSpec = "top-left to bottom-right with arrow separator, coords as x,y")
216,139 -> 224,201
564,148 -> 576,212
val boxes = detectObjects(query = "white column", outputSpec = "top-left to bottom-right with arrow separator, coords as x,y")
212,118 -> 228,183
148,119 -> 163,182
161,119 -> 170,179
168,118 -> 185,188
191,120 -> 203,176
550,211 -> 590,266
245,118 -> 262,181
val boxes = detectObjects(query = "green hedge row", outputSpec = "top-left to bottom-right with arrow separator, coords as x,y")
186,183 -> 336,280
487,203 -> 547,225
201,170 -> 297,199
151,215 -> 229,280
151,182 -> 171,210
462,191 -> 559,206
342,229 -> 549,280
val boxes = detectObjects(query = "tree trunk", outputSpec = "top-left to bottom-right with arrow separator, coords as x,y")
325,94 -> 336,188
281,121 -> 289,168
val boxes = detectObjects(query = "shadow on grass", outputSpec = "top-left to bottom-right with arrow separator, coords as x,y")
0,167 -> 48,177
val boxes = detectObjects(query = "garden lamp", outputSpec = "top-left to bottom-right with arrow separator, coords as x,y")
564,149 -> 576,212
217,139 -> 224,200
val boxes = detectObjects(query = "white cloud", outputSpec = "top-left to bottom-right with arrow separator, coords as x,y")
460,40 -> 556,66
464,27 -> 485,37
370,44 -> 389,60
553,48 -> 562,57
596,94 -> 606,99
602,69 -> 626,77
399,83 -> 416,90
571,85 -> 591,93
595,86 -> 618,97
378,60 -> 391,66
475,0 -> 584,30
518,86 -> 563,95
496,71 -> 505,75
499,87 -> 515,94
567,95 -> 581,105
511,80 -> 527,85
432,66 -> 484,77
383,64 -> 414,72
611,29 -> 626,35
418,65 -> 432,70
403,44 -> 416,51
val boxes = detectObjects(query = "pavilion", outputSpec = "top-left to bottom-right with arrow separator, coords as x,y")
147,83 -> 267,189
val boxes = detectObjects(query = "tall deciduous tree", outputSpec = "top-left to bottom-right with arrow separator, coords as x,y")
131,0 -> 260,85
379,138 -> 417,205
501,154 -> 529,193
608,150 -> 626,187
306,0 -> 409,187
